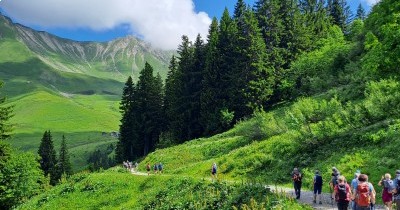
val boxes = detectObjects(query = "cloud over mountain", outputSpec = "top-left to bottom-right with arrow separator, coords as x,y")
0,0 -> 211,50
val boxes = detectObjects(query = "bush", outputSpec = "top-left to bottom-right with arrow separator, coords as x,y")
0,145 -> 46,209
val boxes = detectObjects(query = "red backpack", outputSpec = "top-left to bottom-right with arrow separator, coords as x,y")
356,182 -> 370,207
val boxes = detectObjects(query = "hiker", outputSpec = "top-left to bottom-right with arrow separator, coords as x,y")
313,170 -> 323,204
351,171 -> 361,210
378,173 -> 394,210
393,170 -> 400,210
331,167 -> 341,200
211,163 -> 217,179
135,162 -> 139,171
291,167 -> 302,199
146,163 -> 151,175
157,163 -> 163,174
153,163 -> 158,174
353,174 -> 376,210
333,175 -> 352,210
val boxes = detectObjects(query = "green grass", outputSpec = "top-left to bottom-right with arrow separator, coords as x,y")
5,91 -> 120,171
16,169 -> 310,210
140,95 -> 400,203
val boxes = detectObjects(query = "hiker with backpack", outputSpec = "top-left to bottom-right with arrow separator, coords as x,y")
291,167 -> 302,199
157,162 -> 163,174
313,170 -> 323,204
351,171 -> 361,210
378,173 -> 394,210
153,163 -> 158,174
393,170 -> 400,210
333,175 -> 352,210
353,174 -> 376,210
331,167 -> 341,201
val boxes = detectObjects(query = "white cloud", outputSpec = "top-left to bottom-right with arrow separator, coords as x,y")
364,0 -> 380,6
0,0 -> 211,50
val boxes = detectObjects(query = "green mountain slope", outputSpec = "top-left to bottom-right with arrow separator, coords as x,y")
0,14 -> 172,171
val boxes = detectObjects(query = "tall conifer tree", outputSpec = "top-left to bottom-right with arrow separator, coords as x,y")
355,3 -> 366,20
116,76 -> 136,162
57,135 -> 72,176
38,130 -> 57,185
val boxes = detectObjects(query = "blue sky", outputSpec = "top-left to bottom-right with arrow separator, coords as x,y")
0,0 -> 376,49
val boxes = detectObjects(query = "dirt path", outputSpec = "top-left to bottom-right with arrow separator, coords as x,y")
130,170 -> 384,210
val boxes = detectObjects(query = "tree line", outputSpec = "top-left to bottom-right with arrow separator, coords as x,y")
116,0 -> 368,161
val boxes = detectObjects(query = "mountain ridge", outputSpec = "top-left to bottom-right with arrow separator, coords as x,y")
0,13 -> 172,82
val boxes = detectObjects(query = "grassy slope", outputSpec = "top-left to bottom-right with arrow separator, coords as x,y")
0,38 -> 122,171
6,91 -> 120,171
17,169 -> 310,210
140,98 -> 400,197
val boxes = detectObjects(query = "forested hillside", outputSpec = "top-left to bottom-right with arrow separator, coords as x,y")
2,0 -> 400,209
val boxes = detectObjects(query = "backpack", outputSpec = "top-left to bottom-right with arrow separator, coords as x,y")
384,180 -> 395,194
396,177 -> 400,195
336,184 -> 349,202
293,173 -> 302,182
332,172 -> 340,186
356,182 -> 370,207
315,175 -> 323,186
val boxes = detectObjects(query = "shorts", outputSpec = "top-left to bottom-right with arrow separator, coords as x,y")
314,185 -> 322,194
382,189 -> 392,203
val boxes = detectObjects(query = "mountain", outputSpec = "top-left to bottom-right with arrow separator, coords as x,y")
0,13 -> 173,171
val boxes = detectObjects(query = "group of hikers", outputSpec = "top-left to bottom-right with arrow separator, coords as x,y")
291,167 -> 400,210
146,162 -> 163,175
122,160 -> 138,172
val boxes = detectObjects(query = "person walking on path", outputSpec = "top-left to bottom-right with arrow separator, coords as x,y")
211,163 -> 217,179
351,171 -> 361,210
378,173 -> 394,210
331,167 -> 341,200
146,163 -> 151,175
313,170 -> 323,204
153,163 -> 158,174
157,162 -> 163,174
333,175 -> 352,210
393,170 -> 400,210
291,167 -> 303,199
354,174 -> 376,210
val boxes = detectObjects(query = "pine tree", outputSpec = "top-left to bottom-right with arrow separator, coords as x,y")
174,35 -> 194,142
329,0 -> 352,32
186,34 -> 205,139
0,81 -> 13,140
201,17 -> 225,135
237,7 -> 274,111
218,8 -> 240,121
38,130 -> 57,185
116,76 -> 136,162
57,135 -> 72,176
299,0 -> 330,39
164,55 -> 181,142
355,3 -> 366,20
136,62 -> 164,155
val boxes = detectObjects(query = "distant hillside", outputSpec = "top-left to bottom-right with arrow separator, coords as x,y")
0,13 -> 172,171
0,14 -> 172,82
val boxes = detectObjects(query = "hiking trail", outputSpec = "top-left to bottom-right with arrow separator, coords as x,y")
130,170 -> 385,210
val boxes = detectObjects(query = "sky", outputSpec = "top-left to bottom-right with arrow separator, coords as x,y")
0,0 -> 379,50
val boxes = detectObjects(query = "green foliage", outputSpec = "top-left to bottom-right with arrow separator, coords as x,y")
87,144 -> 115,171
0,81 -> 13,140
364,79 -> 400,120
17,170 -> 307,210
0,145 -> 45,210
57,135 -> 72,177
38,130 -> 58,185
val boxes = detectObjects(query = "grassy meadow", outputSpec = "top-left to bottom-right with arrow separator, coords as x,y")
16,169 -> 310,210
